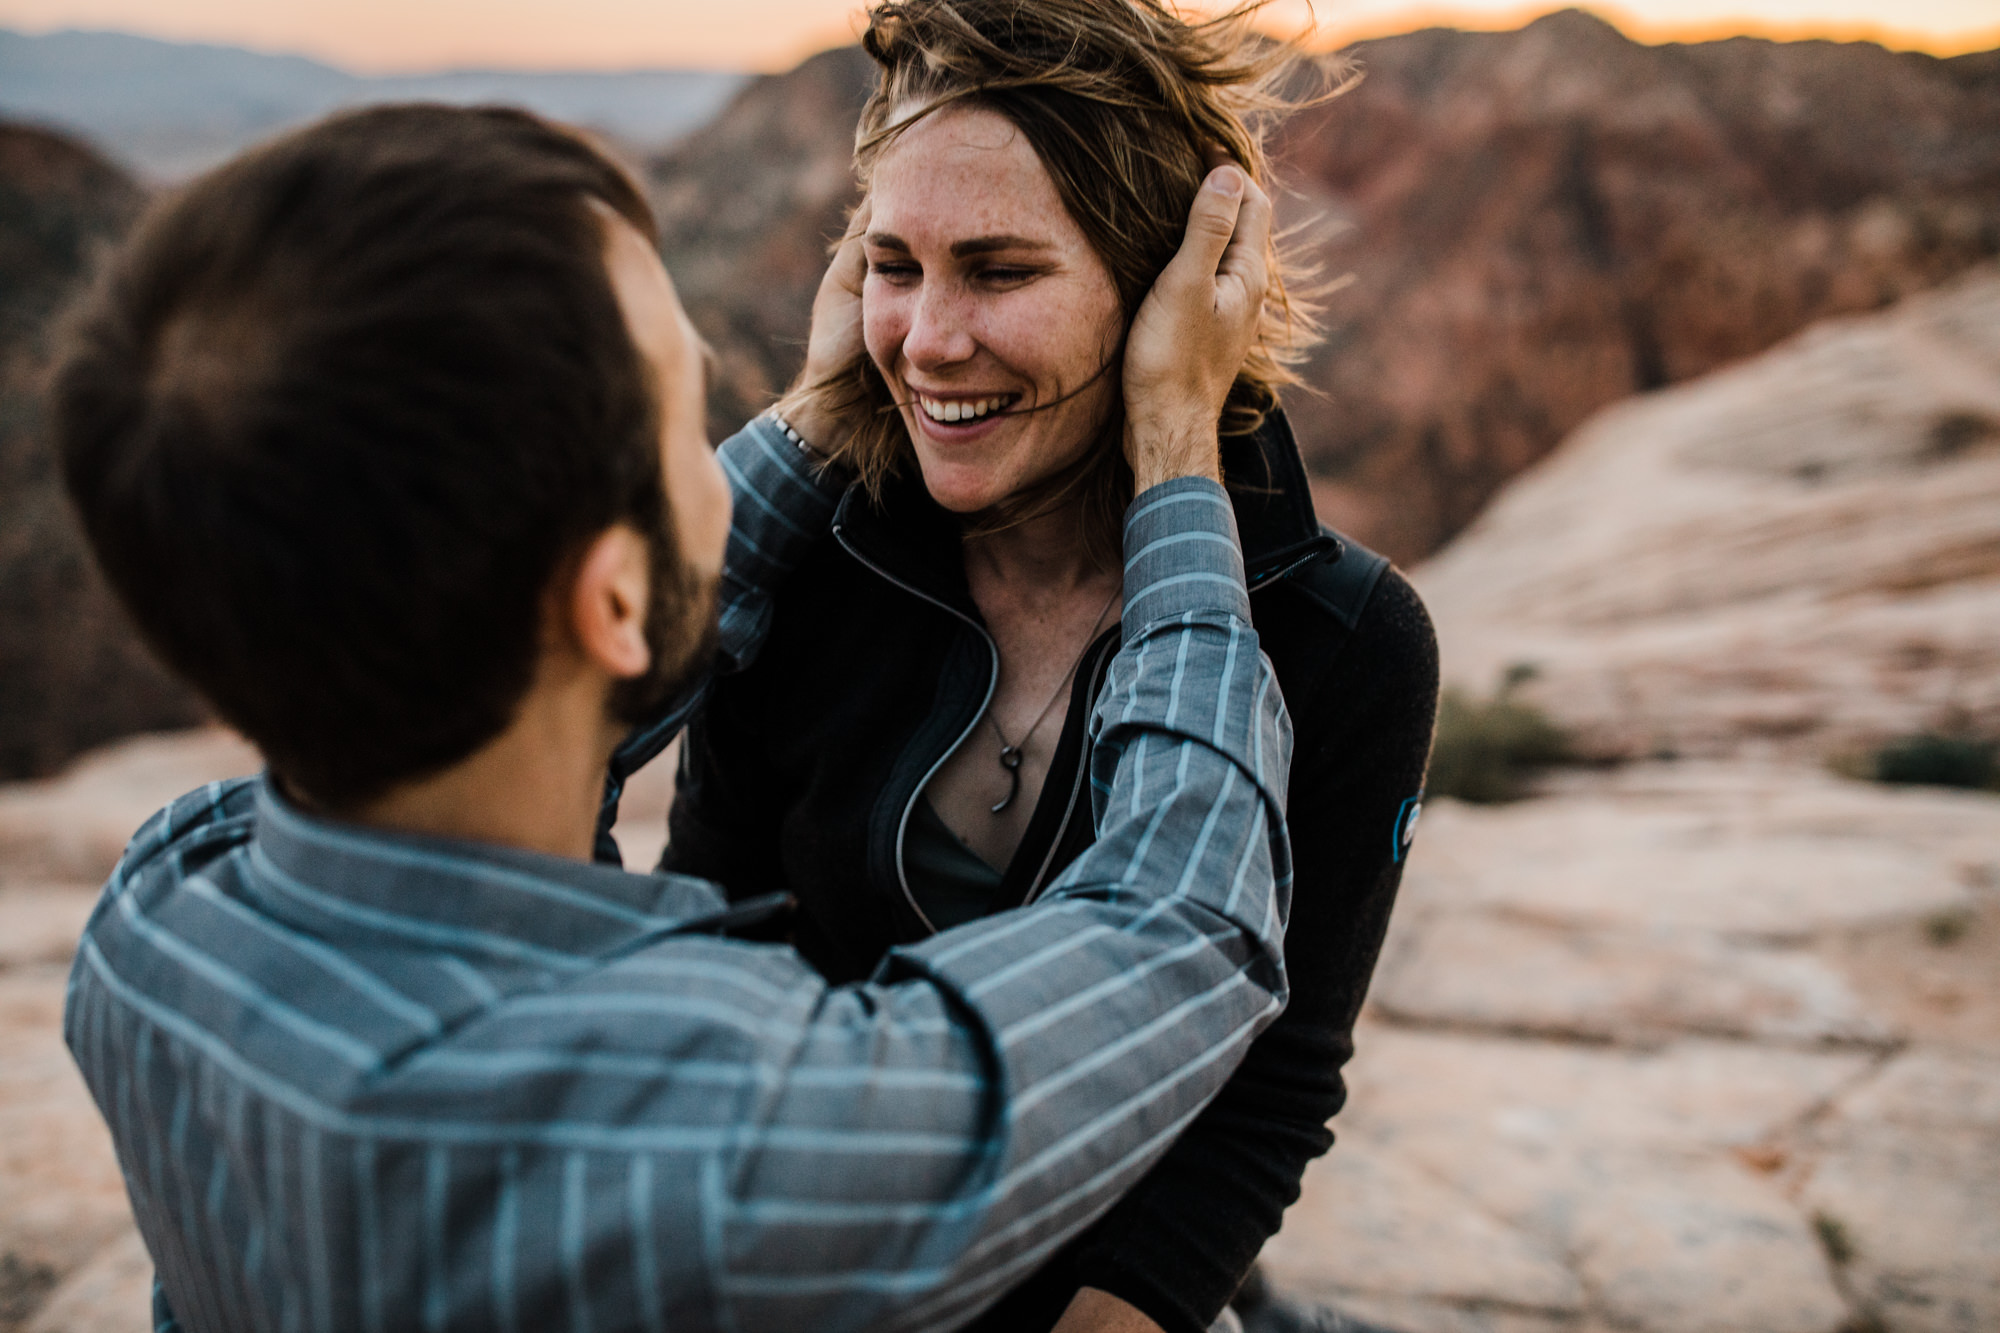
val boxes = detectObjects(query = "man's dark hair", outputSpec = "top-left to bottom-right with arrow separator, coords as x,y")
54,103 -> 672,808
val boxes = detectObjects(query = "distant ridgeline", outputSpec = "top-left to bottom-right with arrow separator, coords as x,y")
0,28 -> 746,180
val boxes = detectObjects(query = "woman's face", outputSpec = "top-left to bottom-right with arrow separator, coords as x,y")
862,105 -> 1125,515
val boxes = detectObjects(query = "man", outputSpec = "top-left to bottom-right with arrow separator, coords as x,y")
55,104 -> 1291,1332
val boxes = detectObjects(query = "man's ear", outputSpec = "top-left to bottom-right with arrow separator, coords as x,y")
565,525 -> 652,681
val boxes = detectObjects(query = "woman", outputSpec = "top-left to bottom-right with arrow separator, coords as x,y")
653,2 -> 1438,1329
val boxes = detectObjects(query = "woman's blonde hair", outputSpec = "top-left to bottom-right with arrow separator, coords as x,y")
781,0 -> 1345,559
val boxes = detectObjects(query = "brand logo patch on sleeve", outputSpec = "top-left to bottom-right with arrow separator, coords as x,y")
1392,794 -> 1424,863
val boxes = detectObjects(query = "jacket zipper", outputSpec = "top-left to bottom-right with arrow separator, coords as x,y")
838,530 -> 1330,930
1248,540 -> 1336,594
833,525 -> 999,938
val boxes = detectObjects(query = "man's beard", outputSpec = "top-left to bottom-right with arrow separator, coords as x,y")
608,515 -> 720,727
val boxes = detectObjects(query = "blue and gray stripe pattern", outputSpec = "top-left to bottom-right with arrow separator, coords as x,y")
65,424 -> 1294,1332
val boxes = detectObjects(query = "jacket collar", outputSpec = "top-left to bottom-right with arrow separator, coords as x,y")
830,407 -> 1336,609
1220,408 -> 1344,586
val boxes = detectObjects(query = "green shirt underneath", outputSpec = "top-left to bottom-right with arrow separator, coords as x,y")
904,794 -> 1004,930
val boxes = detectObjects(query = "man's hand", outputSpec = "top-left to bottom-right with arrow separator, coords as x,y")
1121,164 -> 1273,492
785,198 -> 871,455
1051,1287 -> 1170,1333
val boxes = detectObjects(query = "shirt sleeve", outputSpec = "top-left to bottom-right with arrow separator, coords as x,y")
595,416 -> 845,862
695,476 -> 1295,1332
1055,568 -> 1441,1333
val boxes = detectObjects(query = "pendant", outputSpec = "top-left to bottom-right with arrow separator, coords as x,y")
991,745 -> 1024,814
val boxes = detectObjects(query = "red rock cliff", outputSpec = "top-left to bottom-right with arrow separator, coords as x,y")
0,123 -> 206,780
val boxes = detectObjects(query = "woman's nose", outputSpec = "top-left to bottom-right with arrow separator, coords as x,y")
902,283 -> 977,369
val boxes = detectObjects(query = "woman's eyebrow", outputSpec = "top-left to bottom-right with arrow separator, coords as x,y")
952,235 -> 1054,258
864,231 -> 1054,258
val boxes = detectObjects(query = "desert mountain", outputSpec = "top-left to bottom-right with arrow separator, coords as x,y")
649,11 -> 2000,564
6,10 -> 1998,773
0,28 -> 743,180
1286,9 -> 2000,562
0,124 -> 207,781
1415,263 -> 2000,764
645,46 -> 877,439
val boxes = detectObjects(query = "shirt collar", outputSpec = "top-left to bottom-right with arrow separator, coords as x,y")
246,778 -> 737,969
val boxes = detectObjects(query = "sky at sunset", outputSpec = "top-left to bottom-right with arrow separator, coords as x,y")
0,0 -> 1993,72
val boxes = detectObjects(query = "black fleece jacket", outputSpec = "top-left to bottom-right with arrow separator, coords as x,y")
655,411 -> 1439,1333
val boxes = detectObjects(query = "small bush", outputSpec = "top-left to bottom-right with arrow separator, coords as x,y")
0,1251 -> 58,1328
1867,734 -> 1998,792
1813,1211 -> 1856,1267
1427,685 -> 1574,804
1925,908 -> 1973,947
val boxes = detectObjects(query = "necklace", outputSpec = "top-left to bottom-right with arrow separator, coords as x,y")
986,582 -> 1122,815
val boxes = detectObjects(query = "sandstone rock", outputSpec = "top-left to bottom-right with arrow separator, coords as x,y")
1372,910 -> 1891,1047
22,1230 -> 149,1333
1797,1052 -> 2000,1333
1269,1025 -> 1870,1333
1414,268 -> 2000,763
0,729 -> 258,884
1338,1025 -> 1871,1192
1567,1151 -> 1849,1333
0,969 -> 138,1283
1291,1293 -> 1587,1333
609,739 -> 679,874
1820,898 -> 2000,1050
1396,766 -> 1987,938
1259,1128 -> 1582,1316
1295,272 -> 2000,1333
0,886 -> 96,969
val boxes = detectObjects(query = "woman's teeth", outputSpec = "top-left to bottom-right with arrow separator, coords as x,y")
918,394 -> 1013,424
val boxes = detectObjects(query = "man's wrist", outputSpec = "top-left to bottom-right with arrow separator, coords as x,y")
1126,419 -> 1222,492
1051,1288 -> 1169,1333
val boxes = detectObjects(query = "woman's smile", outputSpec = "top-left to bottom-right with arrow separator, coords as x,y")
862,104 -> 1125,514
912,390 -> 1020,427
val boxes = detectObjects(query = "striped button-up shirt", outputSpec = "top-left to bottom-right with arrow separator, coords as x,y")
65,420 -> 1294,1333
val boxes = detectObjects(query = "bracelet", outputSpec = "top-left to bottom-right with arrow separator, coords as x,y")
766,411 -> 814,455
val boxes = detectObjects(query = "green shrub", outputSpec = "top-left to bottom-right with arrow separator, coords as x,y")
1813,1210 -> 1856,1267
1867,734 -> 1998,792
1925,909 -> 1973,947
1427,684 -> 1574,804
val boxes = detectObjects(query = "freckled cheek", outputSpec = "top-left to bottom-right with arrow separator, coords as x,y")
989,293 -> 1111,393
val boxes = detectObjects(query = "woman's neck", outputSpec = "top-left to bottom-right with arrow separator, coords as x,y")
962,499 -> 1115,597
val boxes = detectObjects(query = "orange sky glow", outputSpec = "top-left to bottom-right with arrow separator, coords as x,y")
0,0 -> 1993,72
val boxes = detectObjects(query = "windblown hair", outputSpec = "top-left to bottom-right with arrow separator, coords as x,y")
781,0 -> 1347,556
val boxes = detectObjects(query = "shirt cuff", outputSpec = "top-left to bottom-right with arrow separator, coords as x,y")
1120,478 -> 1252,635
727,414 -> 851,512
